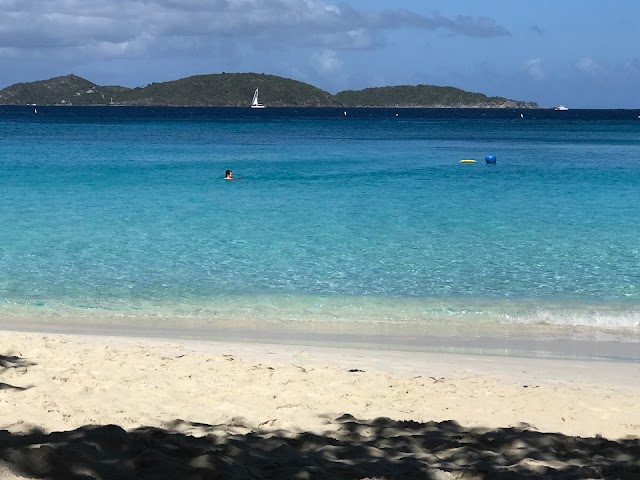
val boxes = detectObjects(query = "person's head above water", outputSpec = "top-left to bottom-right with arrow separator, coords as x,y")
224,169 -> 233,179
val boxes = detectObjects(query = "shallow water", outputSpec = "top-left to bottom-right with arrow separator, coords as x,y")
1,106 -> 639,359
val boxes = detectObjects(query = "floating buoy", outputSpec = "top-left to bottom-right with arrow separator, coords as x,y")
459,159 -> 476,164
485,153 -> 497,164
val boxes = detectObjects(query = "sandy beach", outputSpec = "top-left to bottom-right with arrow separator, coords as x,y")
1,329 -> 639,479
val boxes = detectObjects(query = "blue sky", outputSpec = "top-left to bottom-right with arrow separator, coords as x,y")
1,0 -> 639,108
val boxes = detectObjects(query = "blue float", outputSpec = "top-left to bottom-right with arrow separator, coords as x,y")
485,153 -> 497,164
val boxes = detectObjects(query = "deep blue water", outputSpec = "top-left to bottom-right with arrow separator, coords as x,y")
1,106 -> 639,348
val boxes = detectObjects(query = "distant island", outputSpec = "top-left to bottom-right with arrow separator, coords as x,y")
0,73 -> 539,109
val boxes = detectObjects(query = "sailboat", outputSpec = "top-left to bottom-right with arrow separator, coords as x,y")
250,87 -> 265,109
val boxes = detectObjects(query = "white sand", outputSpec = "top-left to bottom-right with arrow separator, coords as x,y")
2,330 -> 639,438
1,330 -> 639,478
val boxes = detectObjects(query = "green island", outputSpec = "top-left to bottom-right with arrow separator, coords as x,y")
0,73 -> 538,108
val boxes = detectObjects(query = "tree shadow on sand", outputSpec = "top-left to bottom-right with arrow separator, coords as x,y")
0,354 -> 35,370
1,415 -> 638,479
0,354 -> 34,392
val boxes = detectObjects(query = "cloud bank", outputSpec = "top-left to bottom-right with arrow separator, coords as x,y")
0,0 -> 510,60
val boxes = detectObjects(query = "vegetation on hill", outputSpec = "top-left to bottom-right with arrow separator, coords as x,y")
116,73 -> 339,107
0,74 -> 129,106
0,73 -> 538,108
335,85 -> 537,108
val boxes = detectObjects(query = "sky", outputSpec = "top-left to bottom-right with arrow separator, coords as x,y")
1,0 -> 639,108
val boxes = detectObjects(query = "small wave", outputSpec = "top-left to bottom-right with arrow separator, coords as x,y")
500,308 -> 640,329
2,295 -> 639,334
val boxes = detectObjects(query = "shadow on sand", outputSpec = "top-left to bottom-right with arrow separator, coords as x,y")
0,354 -> 35,370
0,354 -> 34,392
1,414 -> 639,479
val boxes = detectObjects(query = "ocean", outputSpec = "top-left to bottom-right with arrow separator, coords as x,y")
1,106 -> 639,360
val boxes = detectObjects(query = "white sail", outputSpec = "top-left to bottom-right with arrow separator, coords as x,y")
251,87 -> 265,108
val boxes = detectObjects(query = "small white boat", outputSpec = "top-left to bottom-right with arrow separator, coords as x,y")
250,87 -> 265,109
554,105 -> 569,111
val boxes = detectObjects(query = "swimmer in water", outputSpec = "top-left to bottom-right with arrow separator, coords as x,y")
224,169 -> 234,180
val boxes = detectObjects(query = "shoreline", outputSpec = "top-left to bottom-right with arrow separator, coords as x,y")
2,328 -> 639,478
1,315 -> 639,363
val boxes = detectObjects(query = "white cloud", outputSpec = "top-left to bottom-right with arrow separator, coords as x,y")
524,58 -> 545,80
623,58 -> 640,74
575,57 -> 605,76
0,0 -> 510,61
311,49 -> 343,75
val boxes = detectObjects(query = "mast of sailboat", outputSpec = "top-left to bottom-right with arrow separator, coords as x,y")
251,87 -> 265,108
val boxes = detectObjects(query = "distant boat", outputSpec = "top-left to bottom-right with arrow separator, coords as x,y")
250,87 -> 265,109
554,105 -> 569,111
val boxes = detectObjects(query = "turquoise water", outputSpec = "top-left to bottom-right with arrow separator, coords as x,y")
1,106 -> 639,358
